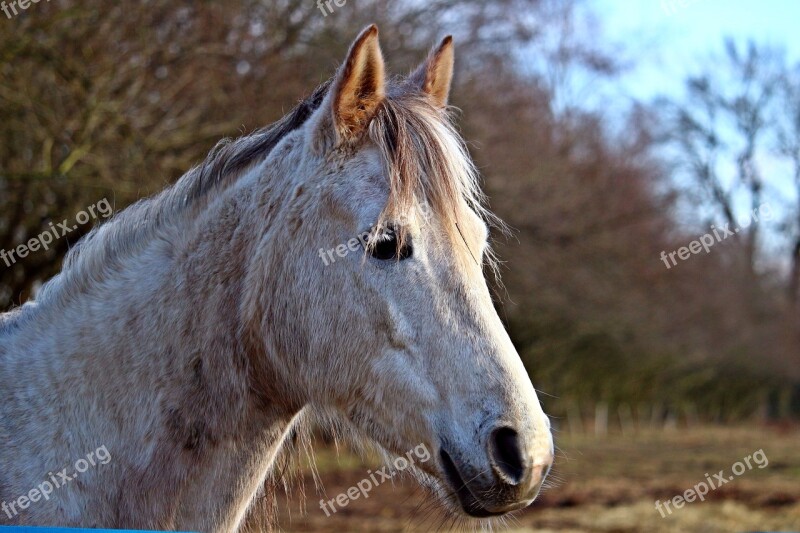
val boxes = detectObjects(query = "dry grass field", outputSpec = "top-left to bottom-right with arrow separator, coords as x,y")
275,425 -> 800,532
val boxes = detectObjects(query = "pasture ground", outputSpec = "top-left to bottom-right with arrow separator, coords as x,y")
275,425 -> 800,532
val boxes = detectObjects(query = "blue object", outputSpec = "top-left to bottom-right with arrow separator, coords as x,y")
0,529 -> 197,533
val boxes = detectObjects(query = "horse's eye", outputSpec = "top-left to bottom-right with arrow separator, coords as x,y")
370,230 -> 412,261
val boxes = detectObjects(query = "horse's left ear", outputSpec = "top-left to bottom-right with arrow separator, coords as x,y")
410,36 -> 454,108
311,24 -> 386,150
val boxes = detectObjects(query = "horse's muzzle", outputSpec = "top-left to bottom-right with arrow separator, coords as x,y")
438,425 -> 553,517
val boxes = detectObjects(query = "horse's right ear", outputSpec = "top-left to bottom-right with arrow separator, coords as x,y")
310,25 -> 386,151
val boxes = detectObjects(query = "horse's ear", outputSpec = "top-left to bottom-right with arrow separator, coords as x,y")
316,24 -> 385,147
410,36 -> 454,108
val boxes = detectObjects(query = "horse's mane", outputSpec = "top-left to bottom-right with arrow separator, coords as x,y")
34,81 -> 331,305
181,80 -> 333,211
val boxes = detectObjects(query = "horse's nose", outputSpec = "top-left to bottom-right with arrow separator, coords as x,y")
489,427 -> 526,483
488,425 -> 552,499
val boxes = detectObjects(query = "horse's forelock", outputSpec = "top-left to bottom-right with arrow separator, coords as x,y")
368,91 -> 501,272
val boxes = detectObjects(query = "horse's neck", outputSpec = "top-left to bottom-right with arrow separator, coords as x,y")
4,179 -> 296,531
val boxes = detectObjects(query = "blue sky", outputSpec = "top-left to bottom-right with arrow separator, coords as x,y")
594,0 -> 800,101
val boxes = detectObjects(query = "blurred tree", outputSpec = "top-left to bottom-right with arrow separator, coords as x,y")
661,41 -> 785,279
776,63 -> 800,307
657,39 -> 800,408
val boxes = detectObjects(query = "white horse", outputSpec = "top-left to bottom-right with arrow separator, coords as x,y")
0,25 -> 553,531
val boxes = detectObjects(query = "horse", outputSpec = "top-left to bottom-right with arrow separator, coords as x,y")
0,25 -> 553,531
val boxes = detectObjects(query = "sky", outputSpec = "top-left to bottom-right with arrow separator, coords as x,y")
594,0 -> 800,102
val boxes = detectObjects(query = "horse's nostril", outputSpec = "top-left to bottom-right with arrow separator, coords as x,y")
489,427 -> 526,485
